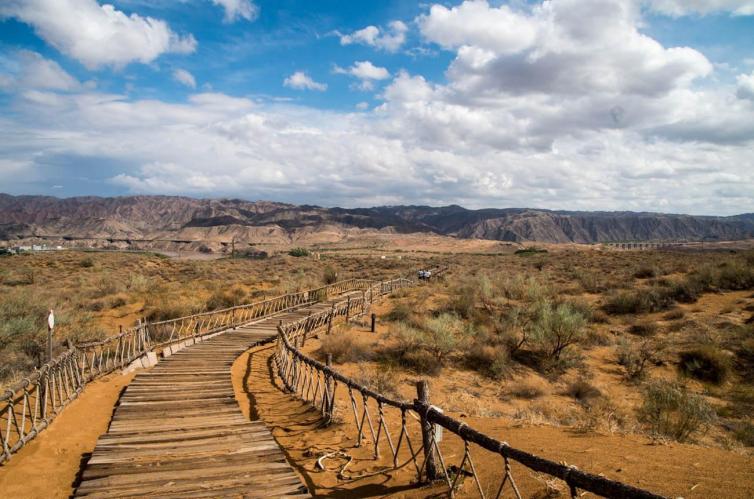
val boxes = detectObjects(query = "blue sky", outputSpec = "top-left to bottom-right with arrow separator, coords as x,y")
1,0 -> 753,214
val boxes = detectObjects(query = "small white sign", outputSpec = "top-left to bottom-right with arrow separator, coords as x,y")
47,310 -> 55,331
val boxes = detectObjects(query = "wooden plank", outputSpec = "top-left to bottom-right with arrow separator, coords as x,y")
72,298 -> 349,498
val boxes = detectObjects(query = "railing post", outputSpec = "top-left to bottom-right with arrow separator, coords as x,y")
346,297 -> 351,323
371,313 -> 376,333
327,305 -> 335,335
417,380 -> 438,481
325,353 -> 333,423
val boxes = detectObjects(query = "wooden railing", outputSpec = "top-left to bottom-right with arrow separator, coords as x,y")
274,280 -> 664,499
0,277 -> 374,464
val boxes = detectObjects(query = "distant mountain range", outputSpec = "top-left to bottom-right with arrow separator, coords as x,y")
1,193 -> 753,245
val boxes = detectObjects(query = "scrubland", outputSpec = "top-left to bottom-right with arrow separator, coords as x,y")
311,248 -> 754,452
2,246 -> 753,452
0,250 -> 427,388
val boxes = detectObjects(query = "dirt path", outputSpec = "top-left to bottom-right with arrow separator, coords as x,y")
236,343 -> 754,498
0,372 -> 134,498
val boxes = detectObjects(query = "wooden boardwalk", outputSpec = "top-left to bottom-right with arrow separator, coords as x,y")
74,302 -> 337,498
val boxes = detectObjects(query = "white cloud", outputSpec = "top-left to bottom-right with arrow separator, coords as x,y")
211,0 -> 259,23
335,61 -> 390,90
644,0 -> 754,15
1,0 -> 753,215
736,72 -> 754,101
283,71 -> 327,91
418,2 -> 537,54
339,20 -> 408,52
355,101 -> 369,110
0,50 -> 81,91
0,0 -> 197,69
173,68 -> 196,88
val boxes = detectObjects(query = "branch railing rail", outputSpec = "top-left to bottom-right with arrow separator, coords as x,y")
274,281 -> 664,499
0,277 -> 377,465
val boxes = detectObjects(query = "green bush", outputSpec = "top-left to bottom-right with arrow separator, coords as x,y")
465,341 -> 509,380
79,257 -> 95,268
288,247 -> 310,257
529,301 -> 587,360
323,266 -> 338,284
639,381 -> 716,442
679,347 -> 730,385
616,338 -> 654,380
515,247 -> 548,256
716,260 -> 754,290
422,313 -> 463,362
603,287 -> 674,315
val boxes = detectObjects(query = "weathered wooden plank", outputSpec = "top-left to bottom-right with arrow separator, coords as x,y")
73,298 -> 331,498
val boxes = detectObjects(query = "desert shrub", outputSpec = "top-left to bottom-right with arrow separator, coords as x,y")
663,308 -> 685,321
318,332 -> 371,364
507,381 -> 544,399
85,300 -> 104,312
288,247 -> 310,257
634,265 -> 659,279
401,349 -> 442,376
0,292 -> 50,378
529,301 -> 587,360
205,286 -> 246,310
422,313 -> 463,362
639,381 -> 716,442
145,299 -> 199,322
577,271 -> 609,293
465,341 -> 509,379
197,244 -> 212,254
385,302 -> 412,322
564,379 -> 602,405
716,260 -> 754,290
355,366 -> 401,399
603,287 -> 673,315
109,296 -> 127,309
389,321 -> 424,358
679,347 -> 731,385
664,279 -> 700,303
515,247 -> 548,256
79,257 -> 95,268
126,273 -> 153,294
616,338 -> 655,380
629,320 -> 657,337
323,266 -> 338,285
733,421 -> 754,446
562,298 -> 593,323
502,275 -> 549,302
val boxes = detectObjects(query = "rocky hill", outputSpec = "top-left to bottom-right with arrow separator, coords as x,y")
1,194 -> 752,245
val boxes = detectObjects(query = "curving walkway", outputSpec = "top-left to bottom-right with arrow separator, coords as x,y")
74,301 -> 339,498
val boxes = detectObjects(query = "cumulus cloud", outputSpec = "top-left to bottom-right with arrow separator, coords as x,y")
737,71 -> 754,100
334,61 -> 390,90
210,0 -> 259,23
0,50 -> 81,91
644,0 -> 754,15
1,0 -> 753,215
173,68 -> 196,88
283,71 -> 327,91
0,0 -> 197,69
339,21 -> 408,52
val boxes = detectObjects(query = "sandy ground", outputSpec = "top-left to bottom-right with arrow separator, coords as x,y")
234,336 -> 754,498
0,372 -> 134,498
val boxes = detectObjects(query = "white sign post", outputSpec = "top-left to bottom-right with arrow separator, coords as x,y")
47,309 -> 54,363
